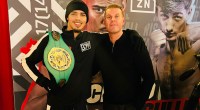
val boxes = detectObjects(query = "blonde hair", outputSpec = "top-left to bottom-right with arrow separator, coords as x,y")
104,4 -> 125,17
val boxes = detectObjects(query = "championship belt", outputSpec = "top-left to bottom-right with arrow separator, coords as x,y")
44,31 -> 75,85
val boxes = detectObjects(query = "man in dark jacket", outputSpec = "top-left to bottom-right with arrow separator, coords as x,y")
101,4 -> 155,110
21,0 -> 111,110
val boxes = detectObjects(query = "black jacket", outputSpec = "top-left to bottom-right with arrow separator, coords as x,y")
23,30 -> 106,107
101,29 -> 155,110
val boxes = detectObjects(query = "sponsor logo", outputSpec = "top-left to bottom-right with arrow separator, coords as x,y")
80,41 -> 91,52
130,0 -> 156,13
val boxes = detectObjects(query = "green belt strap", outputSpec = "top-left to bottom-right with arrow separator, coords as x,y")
44,31 -> 75,84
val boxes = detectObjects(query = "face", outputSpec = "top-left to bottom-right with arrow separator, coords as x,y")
104,7 -> 124,34
83,0 -> 126,32
67,10 -> 87,31
157,3 -> 191,41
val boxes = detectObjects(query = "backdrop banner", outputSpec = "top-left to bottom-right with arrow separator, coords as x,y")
8,0 -> 200,110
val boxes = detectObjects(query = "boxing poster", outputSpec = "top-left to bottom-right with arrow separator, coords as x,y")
8,0 -> 200,110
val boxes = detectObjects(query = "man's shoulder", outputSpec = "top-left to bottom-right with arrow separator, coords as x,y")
188,23 -> 200,41
82,31 -> 108,35
82,31 -> 108,39
123,29 -> 138,33
81,31 -> 99,37
188,23 -> 200,33
123,29 -> 147,52
123,29 -> 143,41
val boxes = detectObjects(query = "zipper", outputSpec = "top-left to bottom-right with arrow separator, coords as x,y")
112,43 -> 115,53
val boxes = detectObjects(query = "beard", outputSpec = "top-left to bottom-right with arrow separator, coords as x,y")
73,29 -> 81,33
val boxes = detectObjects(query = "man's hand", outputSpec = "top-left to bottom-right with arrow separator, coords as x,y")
39,65 -> 63,93
36,76 -> 61,94
177,32 -> 191,54
150,29 -> 166,56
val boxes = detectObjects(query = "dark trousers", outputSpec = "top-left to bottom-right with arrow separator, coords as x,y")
103,103 -> 137,110
50,101 -> 87,110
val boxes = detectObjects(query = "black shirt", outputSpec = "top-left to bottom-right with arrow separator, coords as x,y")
101,29 -> 155,109
23,30 -> 105,107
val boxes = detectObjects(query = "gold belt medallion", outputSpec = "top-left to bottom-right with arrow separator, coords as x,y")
48,47 -> 71,71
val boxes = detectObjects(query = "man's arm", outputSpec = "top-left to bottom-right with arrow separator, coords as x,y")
188,24 -> 200,52
22,34 -> 59,92
22,33 -> 48,82
149,29 -> 166,57
176,24 -> 200,54
128,30 -> 155,109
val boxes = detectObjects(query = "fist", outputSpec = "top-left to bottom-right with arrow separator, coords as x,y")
150,29 -> 166,47
150,29 -> 166,55
177,31 -> 191,54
